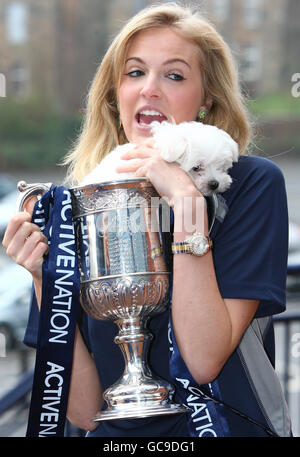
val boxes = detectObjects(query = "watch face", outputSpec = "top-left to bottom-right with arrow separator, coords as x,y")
190,233 -> 210,256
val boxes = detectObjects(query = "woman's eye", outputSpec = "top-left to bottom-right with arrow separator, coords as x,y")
126,70 -> 144,77
168,73 -> 185,81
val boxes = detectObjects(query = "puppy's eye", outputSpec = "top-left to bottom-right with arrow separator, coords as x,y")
192,165 -> 202,172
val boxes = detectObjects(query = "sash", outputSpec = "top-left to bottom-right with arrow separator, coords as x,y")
26,186 -> 80,437
168,314 -> 230,437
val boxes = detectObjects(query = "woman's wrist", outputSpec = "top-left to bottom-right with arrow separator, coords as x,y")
33,276 -> 42,310
172,190 -> 208,238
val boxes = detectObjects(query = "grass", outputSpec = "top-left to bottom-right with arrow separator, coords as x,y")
246,91 -> 300,119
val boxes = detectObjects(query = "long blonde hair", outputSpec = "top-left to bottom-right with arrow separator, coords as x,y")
63,2 -> 252,185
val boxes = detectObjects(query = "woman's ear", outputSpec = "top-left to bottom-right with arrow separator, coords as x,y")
204,95 -> 213,113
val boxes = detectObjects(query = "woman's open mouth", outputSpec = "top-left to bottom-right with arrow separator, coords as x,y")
136,109 -> 168,127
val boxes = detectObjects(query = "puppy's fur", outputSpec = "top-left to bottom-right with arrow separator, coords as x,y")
81,121 -> 239,196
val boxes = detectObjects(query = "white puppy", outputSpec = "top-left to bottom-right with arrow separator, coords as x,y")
81,121 -> 239,196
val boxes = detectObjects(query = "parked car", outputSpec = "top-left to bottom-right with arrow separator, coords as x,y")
0,190 -> 19,239
287,220 -> 300,294
289,221 -> 300,253
0,264 -> 32,349
0,174 -> 16,200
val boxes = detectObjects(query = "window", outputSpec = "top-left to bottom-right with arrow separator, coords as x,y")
0,73 -> 6,97
5,2 -> 29,44
240,44 -> 262,82
9,62 -> 29,97
242,0 -> 262,30
213,0 -> 230,23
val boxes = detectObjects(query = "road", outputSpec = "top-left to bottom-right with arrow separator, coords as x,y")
0,347 -> 35,437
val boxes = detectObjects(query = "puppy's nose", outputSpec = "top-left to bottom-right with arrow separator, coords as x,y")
208,180 -> 219,191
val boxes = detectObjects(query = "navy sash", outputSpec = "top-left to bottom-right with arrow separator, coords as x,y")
168,314 -> 231,437
26,186 -> 80,437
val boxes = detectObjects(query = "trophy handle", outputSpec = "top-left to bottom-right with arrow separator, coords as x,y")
16,180 -> 52,212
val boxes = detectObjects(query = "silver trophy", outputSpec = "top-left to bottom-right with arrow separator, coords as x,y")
17,179 -> 188,421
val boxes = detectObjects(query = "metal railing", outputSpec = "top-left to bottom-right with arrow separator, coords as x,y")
273,310 -> 300,435
273,312 -> 300,401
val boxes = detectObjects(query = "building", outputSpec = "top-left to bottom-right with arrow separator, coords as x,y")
201,0 -> 299,96
0,0 -> 108,113
109,0 -> 300,96
0,0 -> 299,112
0,1 -> 57,100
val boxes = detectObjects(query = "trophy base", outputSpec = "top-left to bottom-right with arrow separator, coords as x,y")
93,403 -> 189,422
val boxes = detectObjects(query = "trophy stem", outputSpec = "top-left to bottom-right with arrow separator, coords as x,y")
93,316 -> 189,421
115,317 -> 153,379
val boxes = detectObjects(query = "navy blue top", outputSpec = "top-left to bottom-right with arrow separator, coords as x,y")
24,155 -> 289,437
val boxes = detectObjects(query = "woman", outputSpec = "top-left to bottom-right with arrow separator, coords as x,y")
2,3 -> 292,437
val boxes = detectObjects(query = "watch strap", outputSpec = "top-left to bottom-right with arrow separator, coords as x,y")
171,241 -> 193,255
172,233 -> 212,256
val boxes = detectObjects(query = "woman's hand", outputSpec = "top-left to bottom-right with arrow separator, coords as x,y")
2,197 -> 49,293
116,139 -> 202,206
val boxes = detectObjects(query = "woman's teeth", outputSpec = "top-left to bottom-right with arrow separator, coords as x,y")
138,110 -> 166,126
140,110 -> 164,116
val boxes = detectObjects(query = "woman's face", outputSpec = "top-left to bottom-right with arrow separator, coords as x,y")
118,27 -> 207,144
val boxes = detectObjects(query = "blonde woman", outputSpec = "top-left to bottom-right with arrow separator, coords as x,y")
3,3 -> 291,437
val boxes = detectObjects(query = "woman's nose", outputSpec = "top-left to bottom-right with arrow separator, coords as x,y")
140,75 -> 161,99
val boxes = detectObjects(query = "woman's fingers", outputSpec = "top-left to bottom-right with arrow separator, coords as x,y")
2,211 -> 32,248
117,144 -> 161,174
120,141 -> 157,160
22,240 -> 49,277
115,158 -> 144,173
133,166 -> 148,178
15,229 -> 49,265
2,211 -> 48,278
116,140 -> 198,203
